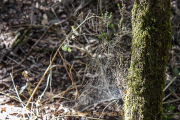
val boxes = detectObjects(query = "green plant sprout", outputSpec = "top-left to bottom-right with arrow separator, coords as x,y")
71,26 -> 79,36
108,22 -> 113,29
98,12 -> 115,43
62,44 -> 71,52
98,33 -> 106,39
117,3 -> 123,29
163,100 -> 177,120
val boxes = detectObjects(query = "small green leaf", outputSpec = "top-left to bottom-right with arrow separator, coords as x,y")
62,44 -> 68,51
173,67 -> 179,77
118,18 -> 123,28
62,44 -> 72,52
27,81 -> 32,95
68,48 -> 71,52
109,12 -> 112,19
71,26 -> 79,35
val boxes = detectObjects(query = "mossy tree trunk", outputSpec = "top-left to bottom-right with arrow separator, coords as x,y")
124,0 -> 172,120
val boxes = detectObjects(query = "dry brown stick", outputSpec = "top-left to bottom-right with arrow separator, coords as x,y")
25,44 -> 63,109
24,19 -> 73,109
57,50 -> 79,102
24,4 -> 97,108
163,99 -> 180,104
168,88 -> 180,99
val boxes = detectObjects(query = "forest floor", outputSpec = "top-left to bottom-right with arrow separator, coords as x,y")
0,0 -> 180,120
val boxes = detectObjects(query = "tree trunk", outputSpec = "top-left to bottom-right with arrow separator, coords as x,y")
124,0 -> 172,120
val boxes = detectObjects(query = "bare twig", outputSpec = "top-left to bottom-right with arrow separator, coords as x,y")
163,99 -> 180,104
163,77 -> 177,92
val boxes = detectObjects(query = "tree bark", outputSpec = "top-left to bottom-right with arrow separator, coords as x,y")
124,0 -> 172,120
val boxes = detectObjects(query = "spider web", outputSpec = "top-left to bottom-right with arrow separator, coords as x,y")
75,40 -> 128,111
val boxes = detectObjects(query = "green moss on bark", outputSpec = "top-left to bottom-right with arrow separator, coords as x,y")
124,0 -> 172,120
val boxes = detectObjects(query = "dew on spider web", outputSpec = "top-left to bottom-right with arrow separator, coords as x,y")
74,39 -> 128,111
